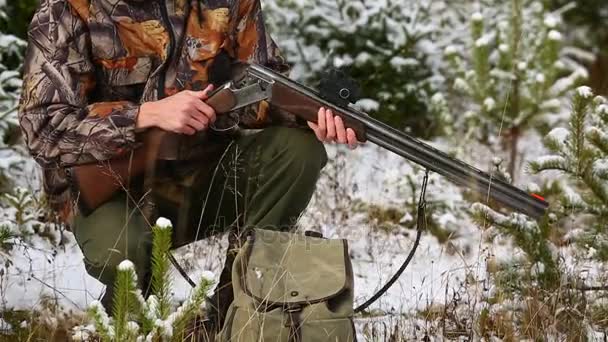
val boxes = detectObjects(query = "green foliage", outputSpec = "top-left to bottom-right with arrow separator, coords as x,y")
443,0 -> 586,176
0,224 -> 16,252
81,218 -> 215,341
548,0 -> 608,52
0,0 -> 38,41
151,223 -> 173,320
472,203 -> 561,292
529,87 -> 608,260
266,0 -> 449,138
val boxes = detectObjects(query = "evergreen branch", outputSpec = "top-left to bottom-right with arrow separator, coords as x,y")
131,288 -> 154,335
569,87 -> 594,176
87,301 -> 114,342
169,276 -> 215,342
528,156 -> 570,174
586,127 -> 608,156
112,260 -> 139,341
151,218 -> 174,320
583,169 -> 608,207
544,127 -> 571,155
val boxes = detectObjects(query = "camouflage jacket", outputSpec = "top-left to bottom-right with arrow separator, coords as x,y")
18,0 -> 292,223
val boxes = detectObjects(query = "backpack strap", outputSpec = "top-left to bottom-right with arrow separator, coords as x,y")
284,304 -> 303,342
354,169 -> 429,313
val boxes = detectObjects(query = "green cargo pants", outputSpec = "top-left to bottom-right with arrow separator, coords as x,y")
72,126 -> 327,326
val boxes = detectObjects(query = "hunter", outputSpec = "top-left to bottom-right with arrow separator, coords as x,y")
18,0 -> 358,333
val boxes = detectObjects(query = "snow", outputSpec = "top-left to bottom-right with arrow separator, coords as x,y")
88,301 -> 113,337
535,73 -> 546,84
517,62 -> 528,71
527,182 -> 541,193
577,86 -> 594,99
200,271 -> 215,282
548,30 -> 563,41
484,97 -> 496,111
117,260 -> 135,272
547,127 -> 570,143
592,159 -> 608,177
155,217 -> 173,229
475,35 -> 491,47
0,318 -> 12,333
544,15 -> 558,28
550,68 -> 589,95
534,155 -> 567,167
471,12 -> 483,22
390,56 -> 419,69
354,98 -> 380,112
454,78 -> 470,92
444,45 -> 457,55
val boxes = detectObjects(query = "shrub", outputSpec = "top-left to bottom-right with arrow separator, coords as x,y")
529,86 -> 608,260
73,218 -> 215,341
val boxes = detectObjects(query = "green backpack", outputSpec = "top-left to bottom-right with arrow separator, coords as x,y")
217,229 -> 356,342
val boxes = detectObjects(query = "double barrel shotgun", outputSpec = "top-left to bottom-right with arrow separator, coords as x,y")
73,63 -> 549,219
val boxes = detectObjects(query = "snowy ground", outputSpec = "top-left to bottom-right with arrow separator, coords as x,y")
0,134 -> 605,339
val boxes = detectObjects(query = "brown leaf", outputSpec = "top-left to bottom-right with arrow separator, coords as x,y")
115,18 -> 169,59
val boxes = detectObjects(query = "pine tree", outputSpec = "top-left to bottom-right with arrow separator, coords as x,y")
80,218 -> 216,341
529,86 -> 608,260
443,0 -> 587,178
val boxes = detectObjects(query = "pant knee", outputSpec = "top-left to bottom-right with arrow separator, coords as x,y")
268,127 -> 328,173
73,198 -> 152,286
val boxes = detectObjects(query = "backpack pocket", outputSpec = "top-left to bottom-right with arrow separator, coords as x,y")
217,229 -> 356,342
222,306 -> 356,342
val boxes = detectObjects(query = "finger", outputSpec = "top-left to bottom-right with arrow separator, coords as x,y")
192,100 -> 217,123
346,128 -> 358,149
325,109 -> 336,142
316,108 -> 327,139
188,110 -> 210,130
190,84 -> 215,100
334,115 -> 347,144
308,121 -> 324,141
188,113 -> 209,131
179,125 -> 196,135
187,119 -> 206,132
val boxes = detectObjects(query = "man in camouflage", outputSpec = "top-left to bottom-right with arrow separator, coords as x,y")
19,0 -> 358,333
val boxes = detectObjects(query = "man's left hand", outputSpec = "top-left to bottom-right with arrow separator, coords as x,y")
308,107 -> 359,149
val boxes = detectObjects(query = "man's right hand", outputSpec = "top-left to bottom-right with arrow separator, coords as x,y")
137,85 -> 216,135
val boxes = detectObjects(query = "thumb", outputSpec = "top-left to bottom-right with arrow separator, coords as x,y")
193,84 -> 215,100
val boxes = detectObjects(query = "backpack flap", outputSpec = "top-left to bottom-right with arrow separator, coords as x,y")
243,229 -> 349,306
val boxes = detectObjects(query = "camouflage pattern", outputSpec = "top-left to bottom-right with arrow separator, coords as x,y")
18,0 -> 292,223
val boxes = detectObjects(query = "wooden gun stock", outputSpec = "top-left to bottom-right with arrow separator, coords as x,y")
72,86 -> 237,214
270,82 -> 367,142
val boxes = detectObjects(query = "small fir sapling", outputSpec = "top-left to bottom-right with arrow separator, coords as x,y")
80,218 -> 215,341
529,86 -> 608,260
443,0 -> 587,178
471,202 -> 560,292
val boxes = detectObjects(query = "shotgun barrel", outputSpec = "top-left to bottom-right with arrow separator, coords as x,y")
247,64 -> 549,219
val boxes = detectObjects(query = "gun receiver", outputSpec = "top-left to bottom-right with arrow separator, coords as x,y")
73,63 -> 549,219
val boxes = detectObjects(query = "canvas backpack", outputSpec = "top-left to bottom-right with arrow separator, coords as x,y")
217,229 -> 356,342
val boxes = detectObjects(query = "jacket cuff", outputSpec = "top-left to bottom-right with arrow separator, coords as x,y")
111,104 -> 140,150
